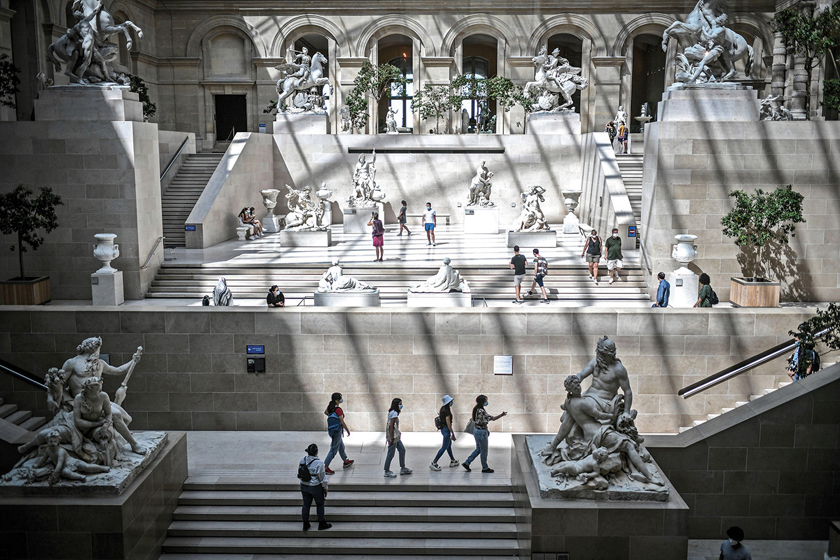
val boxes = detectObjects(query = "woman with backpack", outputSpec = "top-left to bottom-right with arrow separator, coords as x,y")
297,443 -> 331,531
462,395 -> 507,474
323,393 -> 354,475
430,395 -> 459,471
368,211 -> 385,262
694,273 -> 716,308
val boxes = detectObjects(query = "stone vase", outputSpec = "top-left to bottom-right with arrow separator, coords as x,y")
93,233 -> 119,274
561,190 -> 582,234
260,189 -> 281,233
671,234 -> 698,266
669,234 -> 699,308
316,185 -> 333,228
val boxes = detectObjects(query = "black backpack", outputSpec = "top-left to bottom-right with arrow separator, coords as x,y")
709,289 -> 719,305
297,457 -> 313,482
434,416 -> 443,430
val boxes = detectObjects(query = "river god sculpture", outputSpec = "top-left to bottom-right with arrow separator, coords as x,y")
349,150 -> 386,207
468,161 -> 495,207
524,45 -> 588,112
513,185 -> 551,232
283,184 -> 329,231
318,259 -> 376,292
409,258 -> 469,293
275,47 -> 330,112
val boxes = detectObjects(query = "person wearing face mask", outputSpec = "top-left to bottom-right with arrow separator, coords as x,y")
266,285 -> 285,307
422,202 -> 437,246
463,395 -> 507,474
323,392 -> 354,475
720,526 -> 751,560
603,228 -> 623,285
384,398 -> 412,478
581,229 -> 602,284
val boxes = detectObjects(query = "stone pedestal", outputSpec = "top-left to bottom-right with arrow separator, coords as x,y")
658,84 -> 759,122
314,290 -> 381,307
464,207 -> 500,234
527,111 -> 582,135
280,229 -> 332,247
406,291 -> 472,307
506,230 -> 557,248
262,216 -> 281,233
91,271 -> 125,306
274,112 -> 329,134
669,267 -> 699,308
35,85 -> 143,122
342,203 -> 384,234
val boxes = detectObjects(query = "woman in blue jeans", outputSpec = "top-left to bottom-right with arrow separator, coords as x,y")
384,397 -> 413,478
323,392 -> 354,475
463,394 -> 507,474
430,394 -> 459,471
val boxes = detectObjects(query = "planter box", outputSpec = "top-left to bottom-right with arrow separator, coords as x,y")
0,277 -> 50,305
730,277 -> 780,308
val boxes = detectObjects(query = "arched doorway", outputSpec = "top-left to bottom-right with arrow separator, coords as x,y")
459,34 -> 498,133
629,34 -> 666,132
378,34 -> 413,133
545,33 -> 584,114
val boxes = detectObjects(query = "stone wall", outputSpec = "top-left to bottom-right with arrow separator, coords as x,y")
158,130 -> 196,192
641,120 -> 840,303
646,364 -> 840,540
0,307 -> 817,435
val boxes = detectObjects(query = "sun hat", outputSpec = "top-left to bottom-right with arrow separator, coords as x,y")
442,395 -> 454,406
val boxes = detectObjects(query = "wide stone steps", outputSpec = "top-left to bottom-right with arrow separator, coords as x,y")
177,490 -> 515,507
162,153 -> 225,248
160,555 -> 512,560
173,505 -> 516,523
679,380 -> 792,432
0,398 -> 46,432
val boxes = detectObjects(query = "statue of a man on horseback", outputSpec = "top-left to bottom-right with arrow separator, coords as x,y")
524,45 -> 589,112
275,49 -> 331,113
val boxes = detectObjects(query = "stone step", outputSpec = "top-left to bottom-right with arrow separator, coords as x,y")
18,416 -> 47,431
173,505 -> 516,523
720,408 -> 735,414
763,388 -> 777,395
749,394 -> 763,401
178,490 -> 514,508
0,403 -> 19,418
778,381 -> 792,388
182,479 -> 513,492
692,419 -> 706,427
706,413 -> 720,421
735,401 -> 749,407
160,555 -> 517,560
678,426 -> 692,433
4,409 -> 32,425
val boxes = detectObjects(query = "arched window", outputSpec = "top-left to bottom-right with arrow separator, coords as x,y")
460,56 -> 489,132
387,56 -> 413,130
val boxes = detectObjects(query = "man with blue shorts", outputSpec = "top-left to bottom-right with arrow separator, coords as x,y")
422,202 -> 436,246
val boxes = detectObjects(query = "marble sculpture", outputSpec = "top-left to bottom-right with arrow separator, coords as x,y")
663,0 -> 754,84
386,107 -> 398,133
614,106 -> 628,126
759,95 -> 793,121
275,47 -> 330,112
524,45 -> 589,112
349,150 -> 386,207
318,259 -> 376,292
48,0 -> 143,85
2,338 -> 167,490
513,185 -> 551,232
213,276 -> 233,306
409,258 -> 469,293
537,336 -> 668,500
468,161 -> 495,207
282,184 -> 329,231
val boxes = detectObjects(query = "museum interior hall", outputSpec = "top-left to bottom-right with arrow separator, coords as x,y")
0,0 -> 839,559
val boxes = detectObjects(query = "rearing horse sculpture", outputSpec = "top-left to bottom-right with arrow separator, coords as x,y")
524,47 -> 588,112
275,52 -> 330,111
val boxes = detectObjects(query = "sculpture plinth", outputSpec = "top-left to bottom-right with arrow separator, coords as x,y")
35,86 -> 143,122
658,85 -> 759,122
506,230 -> 557,248
274,112 -> 329,134
280,229 -> 332,247
343,203 -> 385,234
527,111 -> 582,135
314,290 -> 381,307
406,292 -> 471,307
464,207 -> 499,234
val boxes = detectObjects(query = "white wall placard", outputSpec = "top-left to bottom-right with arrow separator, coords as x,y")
493,355 -> 513,375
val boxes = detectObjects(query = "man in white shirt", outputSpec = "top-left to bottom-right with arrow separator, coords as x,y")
299,443 -> 331,531
422,201 -> 437,246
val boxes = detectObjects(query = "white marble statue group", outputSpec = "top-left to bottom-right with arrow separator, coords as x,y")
349,150 -> 386,208
525,45 -> 589,112
468,161 -> 495,207
663,0 -> 754,84
48,0 -> 143,85
283,184 -> 331,231
275,47 -> 331,112
513,185 -> 551,232
317,258 -> 468,294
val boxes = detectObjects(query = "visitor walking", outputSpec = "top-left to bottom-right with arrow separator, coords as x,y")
266,285 -> 285,308
617,122 -> 628,154
581,229 -> 602,284
422,202 -> 436,246
786,327 -> 819,381
509,245 -> 527,304
367,211 -> 385,262
605,121 -> 616,144
323,392 -> 354,475
430,395 -> 459,471
694,273 -> 714,307
397,200 -> 412,236
527,248 -> 549,303
719,526 -> 751,560
298,443 -> 331,531
463,395 -> 506,473
604,228 -> 623,284
384,398 -> 412,478
652,273 -> 670,308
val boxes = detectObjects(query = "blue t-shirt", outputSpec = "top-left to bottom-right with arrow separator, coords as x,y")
720,541 -> 751,560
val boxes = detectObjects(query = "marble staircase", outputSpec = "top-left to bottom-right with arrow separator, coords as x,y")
159,478 -> 520,558
0,397 -> 46,433
615,154 -> 643,245
162,153 -> 225,248
678,380 -> 794,433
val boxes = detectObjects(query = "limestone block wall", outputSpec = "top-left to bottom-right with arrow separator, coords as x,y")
0,119 -> 164,299
158,130 -> 196,192
641,120 -> 840,302
0,307 -> 817,435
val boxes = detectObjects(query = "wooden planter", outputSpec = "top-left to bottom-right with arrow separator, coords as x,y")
0,277 -> 51,305
729,277 -> 780,308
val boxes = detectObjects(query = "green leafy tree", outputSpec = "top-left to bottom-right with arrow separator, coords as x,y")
412,84 -> 455,133
129,75 -> 156,122
789,302 -> 840,376
0,185 -> 63,280
263,99 -> 279,115
451,74 -> 489,132
346,61 -> 406,130
771,1 -> 840,119
825,77 -> 840,114
720,185 -> 805,280
0,53 -> 21,109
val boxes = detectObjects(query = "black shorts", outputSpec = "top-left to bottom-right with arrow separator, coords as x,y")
534,275 -> 545,287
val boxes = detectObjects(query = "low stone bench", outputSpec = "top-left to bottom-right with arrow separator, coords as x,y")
406,213 -> 451,225
236,226 -> 251,241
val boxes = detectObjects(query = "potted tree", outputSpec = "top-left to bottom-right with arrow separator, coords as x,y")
0,185 -> 62,305
345,61 -> 405,134
720,185 -> 805,307
412,84 -> 454,134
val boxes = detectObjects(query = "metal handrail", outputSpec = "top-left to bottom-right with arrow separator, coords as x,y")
0,361 -> 47,390
680,327 -> 830,398
297,296 -> 309,306
638,233 -> 652,274
160,136 -> 190,181
141,236 -> 166,269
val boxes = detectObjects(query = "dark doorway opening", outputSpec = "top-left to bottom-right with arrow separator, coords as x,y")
215,95 -> 247,141
629,34 -> 666,133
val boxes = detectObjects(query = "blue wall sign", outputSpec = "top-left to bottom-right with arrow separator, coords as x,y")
628,226 -> 636,237
185,225 -> 196,231
246,345 -> 265,354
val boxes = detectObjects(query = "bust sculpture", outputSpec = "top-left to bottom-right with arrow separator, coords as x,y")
513,185 -> 550,232
524,45 -> 588,112
318,259 -> 375,292
468,161 -> 495,207
409,258 -> 469,293
275,47 -> 331,112
283,184 -> 328,231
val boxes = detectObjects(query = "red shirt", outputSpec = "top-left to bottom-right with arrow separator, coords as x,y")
334,407 -> 344,419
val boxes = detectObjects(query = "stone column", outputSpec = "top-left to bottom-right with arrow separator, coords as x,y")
580,37 -> 593,133
0,2 -> 15,122
412,37 -> 422,133
336,57 -> 368,134
505,56 -> 533,135
771,31 -> 787,98
496,37 -> 507,134
789,52 -> 808,119
328,38 -> 339,134
590,56 -> 624,132
368,37 -> 378,134
420,57 -> 455,133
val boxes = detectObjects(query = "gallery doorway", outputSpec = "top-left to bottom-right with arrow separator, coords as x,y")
215,95 -> 247,142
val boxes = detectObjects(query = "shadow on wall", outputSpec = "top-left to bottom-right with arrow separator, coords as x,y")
736,240 -> 812,302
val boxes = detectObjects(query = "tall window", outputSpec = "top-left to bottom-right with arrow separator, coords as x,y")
460,57 -> 489,132
388,56 -> 413,130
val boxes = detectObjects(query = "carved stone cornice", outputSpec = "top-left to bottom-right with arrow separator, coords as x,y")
591,56 -> 625,67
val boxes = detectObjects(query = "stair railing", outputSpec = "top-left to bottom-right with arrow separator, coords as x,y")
141,236 -> 166,269
638,233 -> 652,274
160,136 -> 190,182
679,327 -> 830,398
0,359 -> 47,390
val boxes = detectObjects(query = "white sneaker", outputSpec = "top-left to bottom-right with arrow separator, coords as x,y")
429,462 -> 441,471
400,467 -> 413,475
449,459 -> 460,467
615,275 -> 622,282
609,277 -> 614,285
384,470 -> 397,478
588,273 -> 593,279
